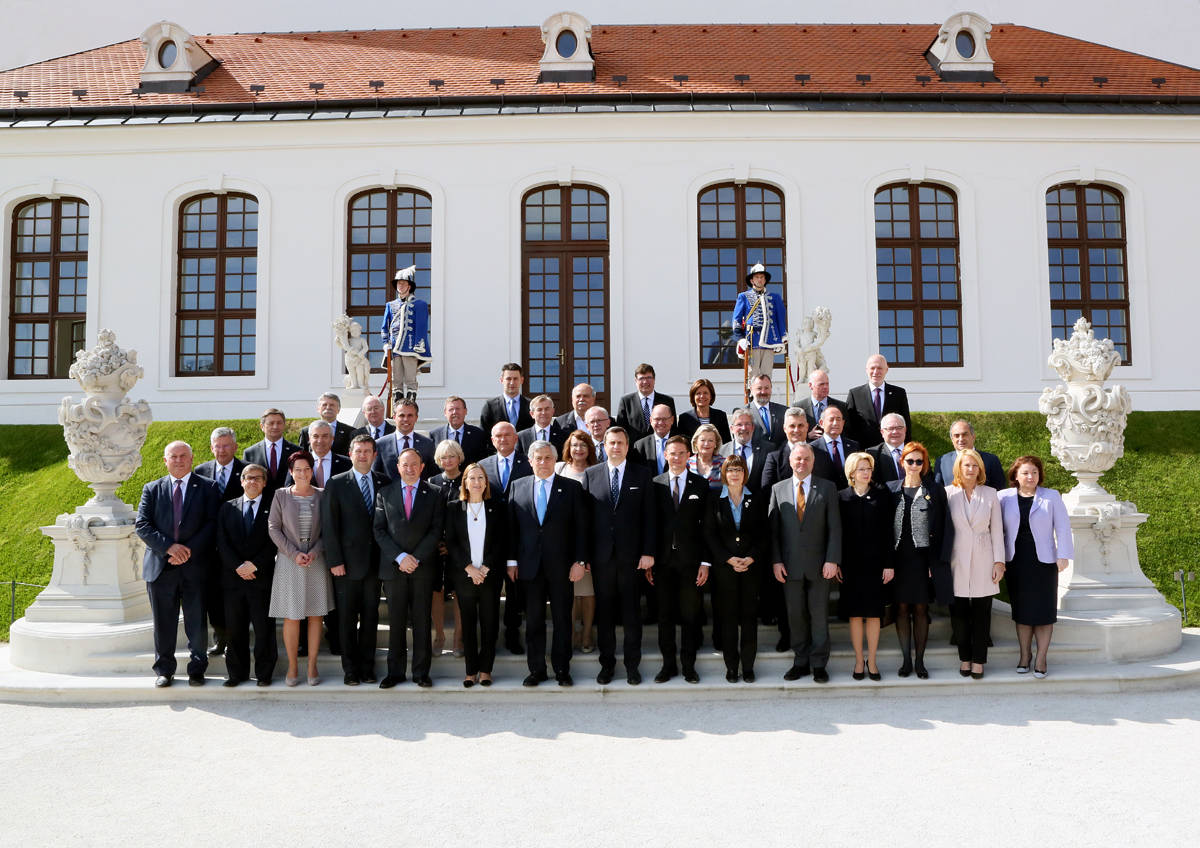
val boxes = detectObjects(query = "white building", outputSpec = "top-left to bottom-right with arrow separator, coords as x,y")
1,11 -> 1198,423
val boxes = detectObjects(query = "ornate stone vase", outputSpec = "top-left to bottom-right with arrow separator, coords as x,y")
58,329 -> 153,522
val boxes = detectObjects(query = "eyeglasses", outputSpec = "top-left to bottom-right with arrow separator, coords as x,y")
903,458 -> 924,466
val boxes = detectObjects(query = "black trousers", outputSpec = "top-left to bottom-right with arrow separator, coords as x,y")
784,572 -> 832,668
147,562 -> 207,678
334,573 -> 381,678
383,568 -> 433,679
712,563 -> 759,674
522,569 -> 575,676
951,595 -> 994,664
655,558 -> 704,671
594,557 -> 644,672
222,578 -> 277,682
503,571 -> 525,637
455,568 -> 502,675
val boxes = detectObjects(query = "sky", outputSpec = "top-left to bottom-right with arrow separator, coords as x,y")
4,0 -> 1200,71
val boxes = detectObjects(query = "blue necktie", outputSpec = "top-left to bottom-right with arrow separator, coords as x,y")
642,397 -> 651,431
610,466 -> 620,509
359,473 -> 373,512
658,437 -> 667,474
501,457 -> 510,490
243,500 -> 255,534
508,398 -> 518,425
760,406 -> 771,433
218,465 -> 228,491
536,479 -> 547,524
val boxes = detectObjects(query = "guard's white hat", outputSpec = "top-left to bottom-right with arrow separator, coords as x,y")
394,265 -> 417,283
745,262 -> 771,284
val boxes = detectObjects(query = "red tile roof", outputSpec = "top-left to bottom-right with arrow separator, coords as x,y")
3,23 -> 1199,113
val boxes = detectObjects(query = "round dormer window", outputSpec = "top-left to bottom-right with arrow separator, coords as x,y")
158,40 -> 178,68
555,29 -> 578,59
955,30 -> 975,59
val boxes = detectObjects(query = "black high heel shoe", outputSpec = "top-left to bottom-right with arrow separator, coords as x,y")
915,660 -> 929,679
897,658 -> 913,678
852,663 -> 866,681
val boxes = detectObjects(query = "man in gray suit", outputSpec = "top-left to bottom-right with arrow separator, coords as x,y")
769,442 -> 842,683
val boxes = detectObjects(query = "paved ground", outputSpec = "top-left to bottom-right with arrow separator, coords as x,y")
1,688 -> 1196,846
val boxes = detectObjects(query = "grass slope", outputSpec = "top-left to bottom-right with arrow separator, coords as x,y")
2,413 -> 1197,640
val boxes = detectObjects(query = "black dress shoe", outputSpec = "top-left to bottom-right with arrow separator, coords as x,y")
379,675 -> 404,689
626,669 -> 642,685
867,669 -> 882,682
208,641 -> 227,657
742,669 -> 756,683
154,675 -> 173,688
971,669 -> 985,680
683,669 -> 700,684
522,672 -> 548,687
783,664 -> 810,681
415,676 -> 433,688
898,660 -> 913,678
463,678 -> 476,688
596,668 -> 614,685
654,667 -> 677,683
915,661 -> 929,680
726,670 -> 739,683
479,677 -> 493,687
813,667 -> 829,683
188,674 -> 205,687
959,666 -> 973,678
256,678 -> 272,687
344,674 -> 360,686
556,673 -> 574,687
222,678 -> 243,688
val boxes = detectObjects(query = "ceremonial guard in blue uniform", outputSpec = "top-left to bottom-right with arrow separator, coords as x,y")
380,265 -> 430,405
731,262 -> 786,387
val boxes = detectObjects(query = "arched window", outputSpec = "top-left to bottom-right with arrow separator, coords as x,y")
8,197 -> 88,378
521,185 -> 610,411
176,193 -> 258,375
697,183 -> 785,368
346,188 -> 432,373
1046,184 -> 1131,364
873,183 -> 963,367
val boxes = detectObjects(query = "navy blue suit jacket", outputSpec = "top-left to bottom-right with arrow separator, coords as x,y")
243,439 -> 300,491
429,423 -> 489,467
135,473 -> 222,583
934,449 -> 1007,490
506,475 -> 588,580
373,430 -> 436,481
582,461 -> 656,565
194,458 -> 246,501
478,451 -> 533,500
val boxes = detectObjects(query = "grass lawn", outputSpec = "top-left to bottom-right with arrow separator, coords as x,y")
2,412 -> 1198,641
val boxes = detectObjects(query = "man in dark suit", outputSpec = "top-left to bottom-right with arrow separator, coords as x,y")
374,398 -> 435,481
616,362 -> 676,444
555,382 -> 595,434
582,426 -> 656,685
810,406 -> 859,490
868,413 -> 910,485
791,369 -> 849,442
193,425 -> 246,658
322,434 -> 390,686
747,373 -> 787,445
214,462 -> 277,687
430,395 -> 488,467
769,442 -> 843,683
287,420 -> 351,487
478,421 -> 533,653
933,419 -> 1007,488
135,441 -> 221,687
719,408 -> 776,494
517,394 -> 567,456
632,403 -> 675,475
506,440 -> 589,686
373,446 -> 446,688
584,405 -> 612,463
479,362 -> 534,447
353,395 -> 395,442
846,353 -> 912,448
651,436 -> 711,683
243,407 -> 300,492
298,392 -> 354,456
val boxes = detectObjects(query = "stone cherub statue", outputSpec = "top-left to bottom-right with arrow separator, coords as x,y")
789,306 -> 832,380
333,314 -> 371,391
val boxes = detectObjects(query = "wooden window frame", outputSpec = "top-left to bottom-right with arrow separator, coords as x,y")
175,192 -> 259,376
696,182 -> 786,370
345,187 -> 433,375
873,182 -> 964,368
1046,183 -> 1132,365
8,197 -> 88,379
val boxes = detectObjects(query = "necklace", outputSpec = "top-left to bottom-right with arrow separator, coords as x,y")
467,501 -> 484,522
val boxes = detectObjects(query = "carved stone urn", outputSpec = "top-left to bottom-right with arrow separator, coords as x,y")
1038,317 -> 1132,504
58,328 -> 153,523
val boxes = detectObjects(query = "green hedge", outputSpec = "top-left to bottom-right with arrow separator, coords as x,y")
2,412 -> 1197,640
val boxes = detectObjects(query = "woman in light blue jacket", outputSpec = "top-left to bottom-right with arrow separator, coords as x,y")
998,456 -> 1074,679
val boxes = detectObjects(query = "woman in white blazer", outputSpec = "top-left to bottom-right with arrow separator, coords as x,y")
943,450 -> 1005,680
998,455 -> 1074,679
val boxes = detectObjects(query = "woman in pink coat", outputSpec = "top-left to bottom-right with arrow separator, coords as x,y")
943,449 -> 1005,679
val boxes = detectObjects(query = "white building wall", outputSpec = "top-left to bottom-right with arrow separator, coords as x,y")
0,109 -> 1197,424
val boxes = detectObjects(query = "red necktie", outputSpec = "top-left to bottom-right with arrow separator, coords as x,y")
404,484 -> 414,519
269,442 -> 278,478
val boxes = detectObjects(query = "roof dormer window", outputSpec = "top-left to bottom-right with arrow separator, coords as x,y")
539,11 -> 594,82
927,11 -> 996,81
137,21 -> 218,93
